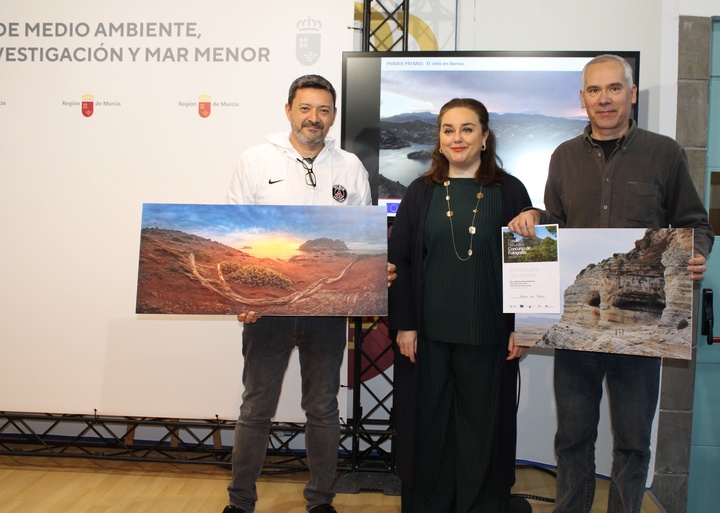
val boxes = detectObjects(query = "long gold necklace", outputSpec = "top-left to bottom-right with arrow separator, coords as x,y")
444,179 -> 483,261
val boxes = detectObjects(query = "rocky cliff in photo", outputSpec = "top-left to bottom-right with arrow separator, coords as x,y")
536,228 -> 693,359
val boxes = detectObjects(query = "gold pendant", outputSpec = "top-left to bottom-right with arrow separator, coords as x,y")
443,179 -> 484,262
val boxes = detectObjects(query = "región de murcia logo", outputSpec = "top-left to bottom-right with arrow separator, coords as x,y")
198,94 -> 211,118
82,93 -> 94,118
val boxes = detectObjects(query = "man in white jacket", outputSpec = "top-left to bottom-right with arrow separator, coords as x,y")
222,75 -> 371,513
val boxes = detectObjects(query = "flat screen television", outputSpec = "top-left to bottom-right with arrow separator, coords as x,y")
340,50 -> 640,216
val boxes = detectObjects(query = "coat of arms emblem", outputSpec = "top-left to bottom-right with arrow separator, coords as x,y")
296,16 -> 321,66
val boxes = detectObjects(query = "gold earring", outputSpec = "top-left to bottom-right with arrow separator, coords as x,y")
439,148 -> 443,154
481,143 -> 486,151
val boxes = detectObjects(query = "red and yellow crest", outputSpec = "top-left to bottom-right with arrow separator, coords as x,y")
198,94 -> 211,118
82,93 -> 94,118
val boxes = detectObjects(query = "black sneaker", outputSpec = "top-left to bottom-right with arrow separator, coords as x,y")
222,506 -> 246,513
309,505 -> 337,513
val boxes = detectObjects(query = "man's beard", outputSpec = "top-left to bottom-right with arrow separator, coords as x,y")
294,122 -> 325,145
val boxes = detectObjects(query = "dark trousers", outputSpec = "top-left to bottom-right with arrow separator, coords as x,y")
402,338 -> 509,513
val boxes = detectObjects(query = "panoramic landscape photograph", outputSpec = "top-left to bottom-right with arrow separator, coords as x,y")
136,204 -> 389,316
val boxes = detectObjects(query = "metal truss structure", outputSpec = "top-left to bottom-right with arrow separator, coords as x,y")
361,0 -> 410,51
0,317 -> 400,492
0,412 -> 236,466
332,316 -> 398,493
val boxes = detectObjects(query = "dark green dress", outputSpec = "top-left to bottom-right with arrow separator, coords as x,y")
403,179 -> 508,513
422,178 -> 503,346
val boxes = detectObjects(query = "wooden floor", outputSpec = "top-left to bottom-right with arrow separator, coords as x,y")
0,455 -> 663,513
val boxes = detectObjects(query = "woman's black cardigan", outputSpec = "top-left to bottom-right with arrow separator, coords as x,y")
388,173 -> 532,492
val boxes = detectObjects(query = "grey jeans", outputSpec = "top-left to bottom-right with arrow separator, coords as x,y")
553,349 -> 661,513
227,316 -> 347,512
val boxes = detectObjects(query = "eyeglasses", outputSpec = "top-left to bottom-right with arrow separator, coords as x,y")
297,157 -> 317,188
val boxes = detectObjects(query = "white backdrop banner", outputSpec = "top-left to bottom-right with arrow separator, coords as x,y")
0,0 -> 358,421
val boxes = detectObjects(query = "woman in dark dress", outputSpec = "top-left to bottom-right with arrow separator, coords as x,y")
388,98 -> 532,513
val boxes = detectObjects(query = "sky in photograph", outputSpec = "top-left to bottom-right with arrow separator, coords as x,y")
141,203 -> 387,258
516,228 -> 649,325
380,69 -> 587,119
535,226 -> 558,240
558,229 -> 647,291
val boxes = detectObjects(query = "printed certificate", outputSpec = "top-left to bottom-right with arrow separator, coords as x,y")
502,225 -> 561,313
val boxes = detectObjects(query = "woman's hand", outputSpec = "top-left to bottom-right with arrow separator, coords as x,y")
507,332 -> 527,360
396,330 -> 418,363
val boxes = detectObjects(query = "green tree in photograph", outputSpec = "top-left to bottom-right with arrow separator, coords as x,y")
516,236 -> 558,263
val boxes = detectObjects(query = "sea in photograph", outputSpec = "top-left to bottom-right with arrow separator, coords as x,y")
377,114 -> 586,206
379,143 -> 434,188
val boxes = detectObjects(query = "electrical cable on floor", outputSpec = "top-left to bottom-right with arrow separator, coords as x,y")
261,468 -> 305,476
516,463 -> 557,478
511,492 -> 556,503
510,464 -> 557,504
